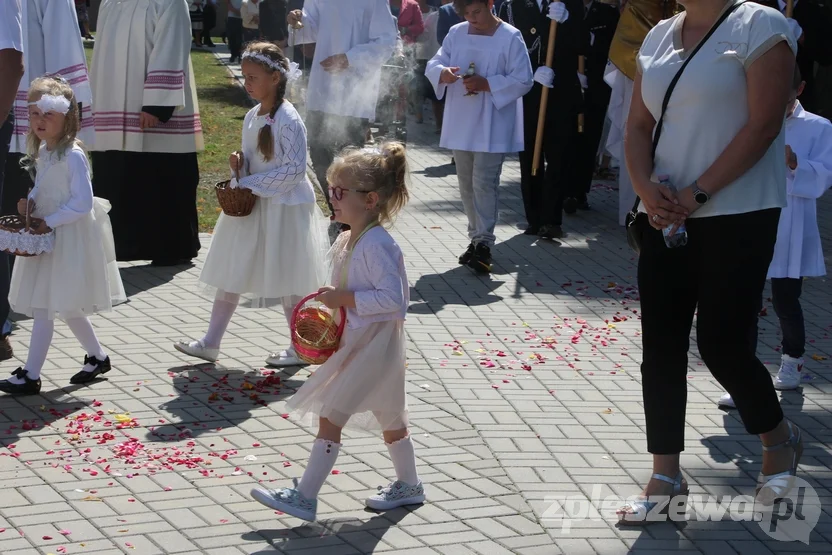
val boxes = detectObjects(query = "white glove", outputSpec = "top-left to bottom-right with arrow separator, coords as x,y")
547,2 -> 569,23
787,18 -> 803,43
534,66 -> 555,88
577,72 -> 588,90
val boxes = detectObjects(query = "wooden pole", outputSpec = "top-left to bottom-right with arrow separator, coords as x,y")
531,17 -> 559,176
786,0 -> 793,17
577,55 -> 585,134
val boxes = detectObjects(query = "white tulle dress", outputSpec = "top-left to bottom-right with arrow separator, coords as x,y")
286,226 -> 410,432
8,144 -> 126,320
199,102 -> 328,306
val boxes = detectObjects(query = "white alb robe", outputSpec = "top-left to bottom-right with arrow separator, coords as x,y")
12,0 -> 93,153
426,22 -> 533,153
91,0 -> 204,153
287,0 -> 398,120
768,102 -> 832,279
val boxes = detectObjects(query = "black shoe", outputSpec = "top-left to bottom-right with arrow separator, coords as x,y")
538,225 -> 564,240
523,226 -> 540,236
467,243 -> 492,274
577,200 -> 591,211
205,41 -> 216,48
563,197 -> 578,215
458,243 -> 475,265
0,368 -> 42,396
70,356 -> 112,385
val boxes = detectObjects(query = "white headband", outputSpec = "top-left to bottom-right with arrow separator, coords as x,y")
29,94 -> 71,115
242,52 -> 302,82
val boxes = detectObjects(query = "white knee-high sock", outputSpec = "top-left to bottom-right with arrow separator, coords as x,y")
23,318 -> 54,380
202,294 -> 239,348
296,438 -> 341,499
66,317 -> 106,361
387,435 -> 420,485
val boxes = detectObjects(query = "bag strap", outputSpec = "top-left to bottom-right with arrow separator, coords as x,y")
629,0 -> 746,216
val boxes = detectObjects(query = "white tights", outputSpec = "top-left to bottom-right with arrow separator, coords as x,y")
200,291 -> 302,349
17,315 -> 105,382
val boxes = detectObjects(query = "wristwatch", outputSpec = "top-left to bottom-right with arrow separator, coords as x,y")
692,181 -> 710,206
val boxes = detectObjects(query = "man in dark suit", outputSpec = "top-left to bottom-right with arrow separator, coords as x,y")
499,0 -> 588,239
570,0 -> 618,212
260,0 -> 288,45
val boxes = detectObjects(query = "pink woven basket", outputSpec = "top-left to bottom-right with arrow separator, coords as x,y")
291,293 -> 347,365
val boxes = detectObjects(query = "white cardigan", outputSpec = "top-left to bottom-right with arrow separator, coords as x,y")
768,103 -> 832,279
331,226 -> 409,329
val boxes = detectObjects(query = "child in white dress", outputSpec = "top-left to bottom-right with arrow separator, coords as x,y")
0,76 -> 126,396
426,0 -> 532,274
250,142 -> 424,521
174,42 -> 328,368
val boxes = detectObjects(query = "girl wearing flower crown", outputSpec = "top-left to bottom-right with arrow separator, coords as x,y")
174,42 -> 328,367
0,76 -> 126,396
250,142 -> 424,522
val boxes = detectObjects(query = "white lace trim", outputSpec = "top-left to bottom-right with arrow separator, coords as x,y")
0,228 -> 55,256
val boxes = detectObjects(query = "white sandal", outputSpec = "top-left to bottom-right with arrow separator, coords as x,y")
617,472 -> 689,526
756,421 -> 803,506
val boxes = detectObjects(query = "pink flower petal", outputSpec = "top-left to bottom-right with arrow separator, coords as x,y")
59,530 -> 71,535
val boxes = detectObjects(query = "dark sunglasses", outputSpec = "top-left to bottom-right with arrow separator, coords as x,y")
329,186 -> 371,201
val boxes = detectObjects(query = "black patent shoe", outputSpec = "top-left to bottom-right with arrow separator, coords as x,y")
70,355 -> 112,384
0,368 -> 42,396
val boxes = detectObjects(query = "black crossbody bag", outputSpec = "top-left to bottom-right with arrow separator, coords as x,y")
625,0 -> 746,254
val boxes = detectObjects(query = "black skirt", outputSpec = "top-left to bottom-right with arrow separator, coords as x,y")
91,151 -> 201,263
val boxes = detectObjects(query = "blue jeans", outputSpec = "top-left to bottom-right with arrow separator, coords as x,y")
0,114 -> 13,334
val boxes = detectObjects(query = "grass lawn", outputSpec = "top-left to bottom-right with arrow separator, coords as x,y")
85,44 -> 255,232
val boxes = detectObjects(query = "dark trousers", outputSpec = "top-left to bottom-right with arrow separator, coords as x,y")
518,89 -> 579,229
306,110 -> 367,214
574,96 -> 610,199
243,27 -> 260,45
227,17 -> 244,60
203,4 -> 217,45
750,277 -> 805,359
638,209 -> 784,454
0,115 -> 13,330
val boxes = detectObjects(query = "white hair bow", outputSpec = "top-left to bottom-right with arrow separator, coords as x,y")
29,94 -> 71,115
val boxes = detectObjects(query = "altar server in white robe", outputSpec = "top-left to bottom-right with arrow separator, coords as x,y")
91,0 -> 204,266
426,0 -> 532,275
3,0 -> 93,218
719,68 -> 832,409
287,0 -> 397,220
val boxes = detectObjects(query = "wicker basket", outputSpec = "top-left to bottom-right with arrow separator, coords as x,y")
0,215 -> 55,257
291,293 -> 347,365
215,169 -> 256,217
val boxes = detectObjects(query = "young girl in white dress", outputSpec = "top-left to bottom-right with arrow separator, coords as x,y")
250,142 -> 424,521
173,42 -> 328,367
0,76 -> 126,396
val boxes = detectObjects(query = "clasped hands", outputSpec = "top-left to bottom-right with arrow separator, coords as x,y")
439,67 -> 490,94
640,181 -> 699,232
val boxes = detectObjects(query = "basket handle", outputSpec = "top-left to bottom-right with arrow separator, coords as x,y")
25,188 -> 32,231
291,292 -> 347,339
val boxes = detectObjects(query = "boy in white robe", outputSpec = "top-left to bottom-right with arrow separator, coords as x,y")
719,67 -> 832,408
287,0 -> 397,221
90,0 -> 204,265
426,0 -> 533,274
3,0 -> 93,217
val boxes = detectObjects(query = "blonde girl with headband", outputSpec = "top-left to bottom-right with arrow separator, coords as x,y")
174,42 -> 328,367
0,76 -> 126,396
250,142 -> 425,521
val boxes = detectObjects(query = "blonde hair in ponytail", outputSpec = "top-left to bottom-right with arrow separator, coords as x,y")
326,141 -> 410,226
242,41 -> 290,162
22,76 -> 82,177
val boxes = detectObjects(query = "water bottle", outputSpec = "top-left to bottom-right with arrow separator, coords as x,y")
658,175 -> 688,249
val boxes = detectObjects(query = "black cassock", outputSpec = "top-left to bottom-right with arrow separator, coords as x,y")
499,0 -> 588,232
574,0 -> 619,201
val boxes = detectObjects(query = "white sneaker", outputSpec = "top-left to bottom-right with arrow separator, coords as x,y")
717,392 -> 736,409
265,348 -> 308,368
366,480 -> 426,511
174,340 -> 219,363
774,355 -> 803,390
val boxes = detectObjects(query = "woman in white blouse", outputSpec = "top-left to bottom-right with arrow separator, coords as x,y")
620,0 -> 801,524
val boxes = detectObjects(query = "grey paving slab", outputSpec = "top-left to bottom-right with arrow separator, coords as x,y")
0,47 -> 829,554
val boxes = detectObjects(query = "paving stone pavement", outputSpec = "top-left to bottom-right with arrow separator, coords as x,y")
0,50 -> 830,555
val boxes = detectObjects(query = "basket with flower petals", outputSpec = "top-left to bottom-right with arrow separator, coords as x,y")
291,293 -> 346,365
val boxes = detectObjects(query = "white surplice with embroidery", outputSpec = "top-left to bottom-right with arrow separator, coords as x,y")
91,0 -> 204,153
199,102 -> 328,305
426,22 -> 533,153
12,0 -> 94,152
288,0 -> 398,120
768,103 -> 832,279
